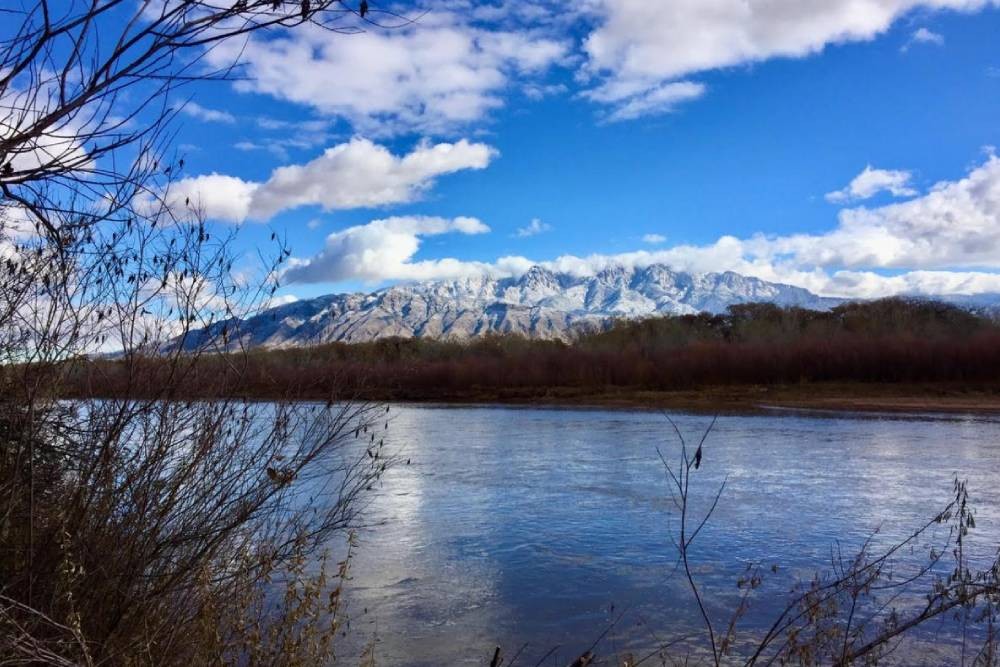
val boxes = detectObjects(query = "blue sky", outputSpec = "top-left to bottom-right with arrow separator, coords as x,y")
168,1 -> 1000,302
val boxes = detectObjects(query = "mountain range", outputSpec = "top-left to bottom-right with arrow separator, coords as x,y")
182,264 -> 852,349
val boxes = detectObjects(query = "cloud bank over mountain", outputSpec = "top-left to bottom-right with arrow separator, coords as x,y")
283,216 -> 492,283
280,154 -> 1000,299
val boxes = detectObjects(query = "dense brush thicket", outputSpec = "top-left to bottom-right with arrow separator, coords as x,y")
69,298 -> 1000,400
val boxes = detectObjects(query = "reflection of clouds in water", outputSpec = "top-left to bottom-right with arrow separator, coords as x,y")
328,407 -> 1000,665
342,408 -> 506,665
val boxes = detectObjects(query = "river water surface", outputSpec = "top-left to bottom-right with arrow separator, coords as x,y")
334,406 -> 1000,665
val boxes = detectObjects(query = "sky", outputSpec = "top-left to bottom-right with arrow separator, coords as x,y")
168,0 -> 1000,303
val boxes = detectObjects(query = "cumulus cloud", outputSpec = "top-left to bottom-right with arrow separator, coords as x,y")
643,233 -> 667,244
165,138 -> 496,222
825,165 -> 917,202
282,155 -> 1000,299
250,138 -> 496,219
165,174 -> 257,222
806,155 -> 1000,270
556,155 -> 1000,295
514,218 -> 552,238
582,0 -> 997,119
180,101 -> 236,124
205,15 -> 568,136
284,216 -> 491,284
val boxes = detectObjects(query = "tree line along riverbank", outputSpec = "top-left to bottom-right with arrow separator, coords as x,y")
59,298 -> 1000,413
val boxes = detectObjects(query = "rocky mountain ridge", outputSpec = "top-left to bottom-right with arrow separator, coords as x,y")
185,264 -> 844,348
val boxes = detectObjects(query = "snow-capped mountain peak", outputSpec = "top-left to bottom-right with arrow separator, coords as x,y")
186,264 -> 843,349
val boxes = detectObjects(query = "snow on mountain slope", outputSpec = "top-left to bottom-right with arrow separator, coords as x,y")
182,264 -> 844,349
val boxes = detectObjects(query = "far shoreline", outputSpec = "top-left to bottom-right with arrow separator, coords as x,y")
82,383 -> 1000,417
376,385 -> 1000,416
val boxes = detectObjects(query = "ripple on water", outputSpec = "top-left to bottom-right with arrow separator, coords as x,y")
335,406 -> 1000,665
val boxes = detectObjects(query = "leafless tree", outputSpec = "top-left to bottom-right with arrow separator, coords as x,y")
0,0 -> 410,237
0,1 -> 406,664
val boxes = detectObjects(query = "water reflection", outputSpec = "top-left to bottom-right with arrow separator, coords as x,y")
339,407 -> 1000,665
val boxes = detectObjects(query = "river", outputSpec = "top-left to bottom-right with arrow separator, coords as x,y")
332,405 -> 1000,665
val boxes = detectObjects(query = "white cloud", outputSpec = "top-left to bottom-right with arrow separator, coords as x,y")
0,203 -> 38,265
281,155 -> 1000,299
541,154 -> 1000,295
284,216 -> 491,284
265,294 -> 300,309
165,138 -> 497,223
0,203 -> 38,240
256,117 -> 331,133
250,138 -> 496,220
239,117 -> 339,161
808,155 -> 1000,270
0,82 -> 93,176
825,165 -> 917,202
180,101 -> 236,124
514,218 -> 552,238
523,82 -> 569,100
164,173 -> 257,222
912,26 -> 945,44
582,0 -> 997,119
643,233 -> 667,244
206,15 -> 568,136
586,80 -> 707,122
902,27 -> 946,51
